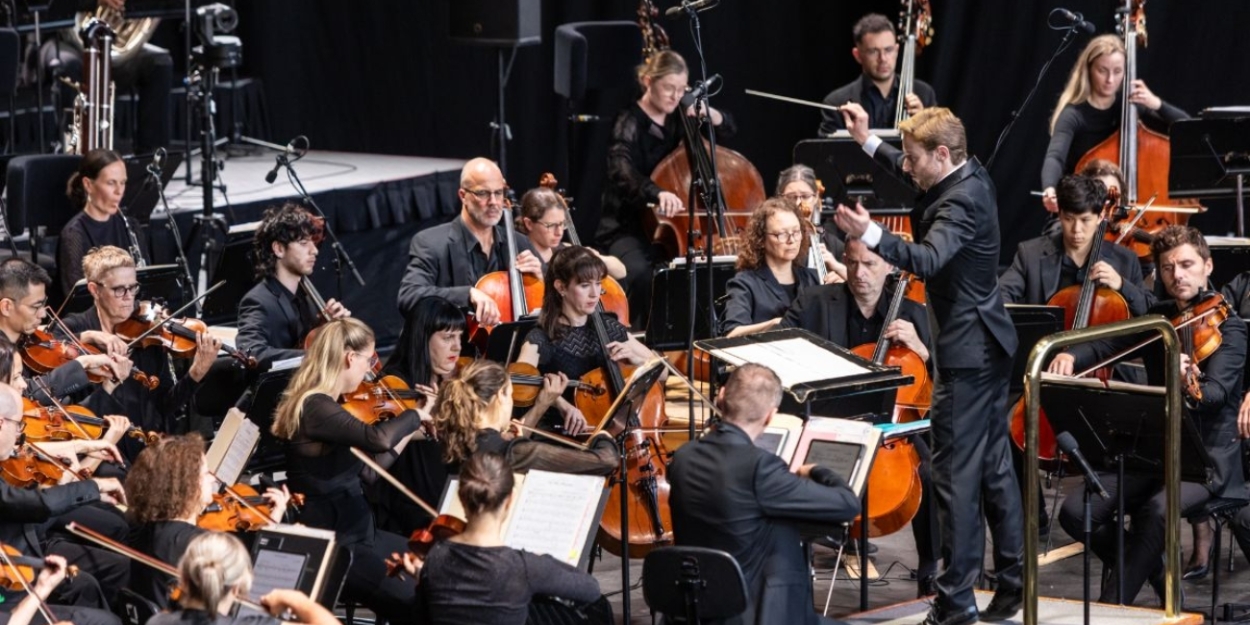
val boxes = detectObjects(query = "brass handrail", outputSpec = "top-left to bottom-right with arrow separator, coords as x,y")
1022,315 -> 1183,624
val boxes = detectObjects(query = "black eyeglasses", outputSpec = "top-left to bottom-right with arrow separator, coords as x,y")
94,282 -> 141,298
464,188 -> 507,200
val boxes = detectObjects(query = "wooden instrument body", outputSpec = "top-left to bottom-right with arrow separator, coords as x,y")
648,142 -> 765,258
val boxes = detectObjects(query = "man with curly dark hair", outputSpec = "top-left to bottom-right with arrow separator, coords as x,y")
236,203 -> 351,370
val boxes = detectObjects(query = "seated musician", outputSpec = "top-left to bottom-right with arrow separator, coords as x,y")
433,359 -> 617,476
1079,159 -> 1156,285
397,157 -> 541,327
1049,225 -> 1247,605
150,532 -> 338,625
369,295 -> 464,534
237,203 -> 351,370
777,164 -> 846,284
596,49 -> 735,328
3,554 -> 72,625
124,433 -> 288,610
780,237 -> 938,595
516,186 -> 626,279
410,450 -> 606,624
721,197 -> 820,338
0,257 -> 130,413
0,382 -> 131,625
57,150 -> 149,298
999,174 -> 1153,315
513,246 -> 654,435
269,317 -> 422,625
668,364 -> 860,625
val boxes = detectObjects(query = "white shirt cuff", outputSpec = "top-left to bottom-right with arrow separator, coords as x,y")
863,134 -> 883,157
862,221 -> 884,248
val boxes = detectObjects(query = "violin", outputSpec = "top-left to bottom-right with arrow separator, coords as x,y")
505,362 -> 607,408
1,445 -> 69,487
340,374 -> 433,437
20,327 -> 157,390
116,301 -> 258,369
198,482 -> 305,533
0,542 -> 79,592
22,395 -> 158,445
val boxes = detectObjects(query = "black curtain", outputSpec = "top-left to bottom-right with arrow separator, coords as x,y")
232,0 -> 1250,264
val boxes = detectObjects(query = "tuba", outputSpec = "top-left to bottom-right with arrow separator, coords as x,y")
76,5 -> 160,64
63,19 -> 115,154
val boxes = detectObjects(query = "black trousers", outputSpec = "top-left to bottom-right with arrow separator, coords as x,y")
1058,473 -> 1210,604
911,435 -> 940,578
605,234 -> 664,330
930,350 -> 1023,613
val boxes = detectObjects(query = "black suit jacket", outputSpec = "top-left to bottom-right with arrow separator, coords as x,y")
818,74 -> 937,135
0,480 -> 100,556
998,232 -> 1153,315
669,422 -> 860,625
871,145 -> 1018,369
236,276 -> 317,370
1067,300 -> 1248,499
396,215 -> 535,315
781,281 -> 931,352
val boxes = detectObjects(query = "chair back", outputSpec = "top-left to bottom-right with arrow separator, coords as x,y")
642,546 -> 748,623
553,21 -> 642,102
6,153 -> 82,235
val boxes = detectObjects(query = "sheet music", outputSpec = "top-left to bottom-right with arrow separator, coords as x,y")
710,338 -> 870,386
502,471 -> 604,567
205,411 -> 259,486
270,356 -> 304,371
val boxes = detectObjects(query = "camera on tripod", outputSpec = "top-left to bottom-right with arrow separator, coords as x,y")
191,3 -> 241,69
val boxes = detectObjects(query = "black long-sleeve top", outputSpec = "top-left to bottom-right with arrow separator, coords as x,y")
419,540 -> 601,625
1041,96 -> 1189,190
284,393 -> 421,497
471,429 -> 617,477
595,102 -> 737,247
126,520 -> 207,610
56,211 -> 145,297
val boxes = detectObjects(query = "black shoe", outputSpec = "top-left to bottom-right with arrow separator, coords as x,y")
980,587 -> 1023,622
918,605 -> 978,625
917,574 -> 937,599
844,539 -> 879,555
1182,562 -> 1210,581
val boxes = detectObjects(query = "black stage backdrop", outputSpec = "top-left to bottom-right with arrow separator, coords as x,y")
234,0 -> 1250,265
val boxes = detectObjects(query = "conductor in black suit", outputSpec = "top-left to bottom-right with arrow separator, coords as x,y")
396,157 -> 541,325
834,105 -> 1022,625
236,203 -> 351,370
817,13 -> 937,136
668,363 -> 860,625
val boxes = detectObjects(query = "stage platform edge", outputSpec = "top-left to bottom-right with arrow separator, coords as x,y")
840,590 -> 1203,625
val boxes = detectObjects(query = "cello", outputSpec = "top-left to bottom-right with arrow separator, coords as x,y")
1010,188 -> 1130,461
847,272 -> 925,538
1073,0 -> 1201,250
468,195 -> 544,348
537,173 -> 630,323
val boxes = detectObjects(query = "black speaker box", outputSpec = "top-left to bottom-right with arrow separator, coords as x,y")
449,0 -> 541,47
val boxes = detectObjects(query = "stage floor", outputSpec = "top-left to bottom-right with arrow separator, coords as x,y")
161,148 -> 465,214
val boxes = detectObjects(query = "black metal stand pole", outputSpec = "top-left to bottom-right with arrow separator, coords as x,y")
1082,486 -> 1093,625
276,144 -> 365,288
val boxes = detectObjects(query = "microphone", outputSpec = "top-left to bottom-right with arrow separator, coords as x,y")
1055,8 -> 1095,34
689,74 -> 721,100
264,138 -> 301,183
1056,432 -> 1108,499
665,0 -> 719,19
147,148 -> 166,176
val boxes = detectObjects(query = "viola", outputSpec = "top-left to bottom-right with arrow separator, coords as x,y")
537,172 -> 631,324
198,482 -> 305,533
0,542 -> 79,592
115,301 -> 258,369
19,327 -> 157,390
340,375 -> 429,424
0,446 -> 67,488
21,396 -> 158,445
505,362 -> 607,409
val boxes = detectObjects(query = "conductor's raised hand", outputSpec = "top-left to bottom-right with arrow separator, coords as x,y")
838,102 -> 871,145
833,201 -> 872,239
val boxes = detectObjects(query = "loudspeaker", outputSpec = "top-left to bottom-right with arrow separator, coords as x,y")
449,0 -> 541,47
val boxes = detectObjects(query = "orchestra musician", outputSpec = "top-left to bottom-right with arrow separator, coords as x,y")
433,359 -> 617,476
0,382 -> 130,625
237,203 -> 351,371
668,363 -> 860,625
721,198 -> 820,338
777,164 -> 847,284
596,49 -> 735,328
513,246 -> 653,436
780,237 -> 939,596
1039,34 -> 1188,229
833,105 -> 1023,625
411,450 -> 607,624
818,13 -> 936,135
40,0 -> 173,155
123,433 -> 288,610
1079,159 -> 1155,283
57,150 -> 148,300
149,532 -> 338,625
2,553 -> 71,625
270,317 -> 422,625
56,246 -> 221,452
1049,225 -> 1247,605
0,258 -> 130,414
516,186 -> 626,279
396,157 -> 541,327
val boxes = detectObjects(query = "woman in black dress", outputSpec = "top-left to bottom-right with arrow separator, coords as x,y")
58,149 -> 146,296
270,317 -> 424,624
721,197 -> 820,337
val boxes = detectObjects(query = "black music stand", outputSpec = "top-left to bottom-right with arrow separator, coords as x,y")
1006,304 -> 1066,397
201,224 -> 260,325
1169,115 -> 1250,236
483,318 -> 537,364
121,152 -> 184,225
794,134 -> 917,210
1039,375 -> 1213,604
240,367 -> 296,473
644,259 -> 736,350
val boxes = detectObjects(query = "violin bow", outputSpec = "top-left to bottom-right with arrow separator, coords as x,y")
41,308 -> 121,385
64,522 -> 267,613
1075,301 -> 1226,378
210,473 -> 277,525
508,420 -> 591,451
0,546 -> 61,625
349,447 -> 439,518
30,377 -> 94,441
24,441 -> 87,481
121,281 -> 226,350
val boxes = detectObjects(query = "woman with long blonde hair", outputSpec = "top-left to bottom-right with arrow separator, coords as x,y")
271,317 -> 422,624
1039,33 -> 1188,225
721,197 -> 819,337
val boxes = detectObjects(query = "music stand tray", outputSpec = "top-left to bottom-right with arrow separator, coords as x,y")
484,318 -> 538,363
645,259 -> 737,349
1039,373 -> 1214,484
57,263 -> 188,317
1006,304 -> 1066,396
794,136 -> 916,210
1170,117 -> 1250,199
695,328 -> 910,420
